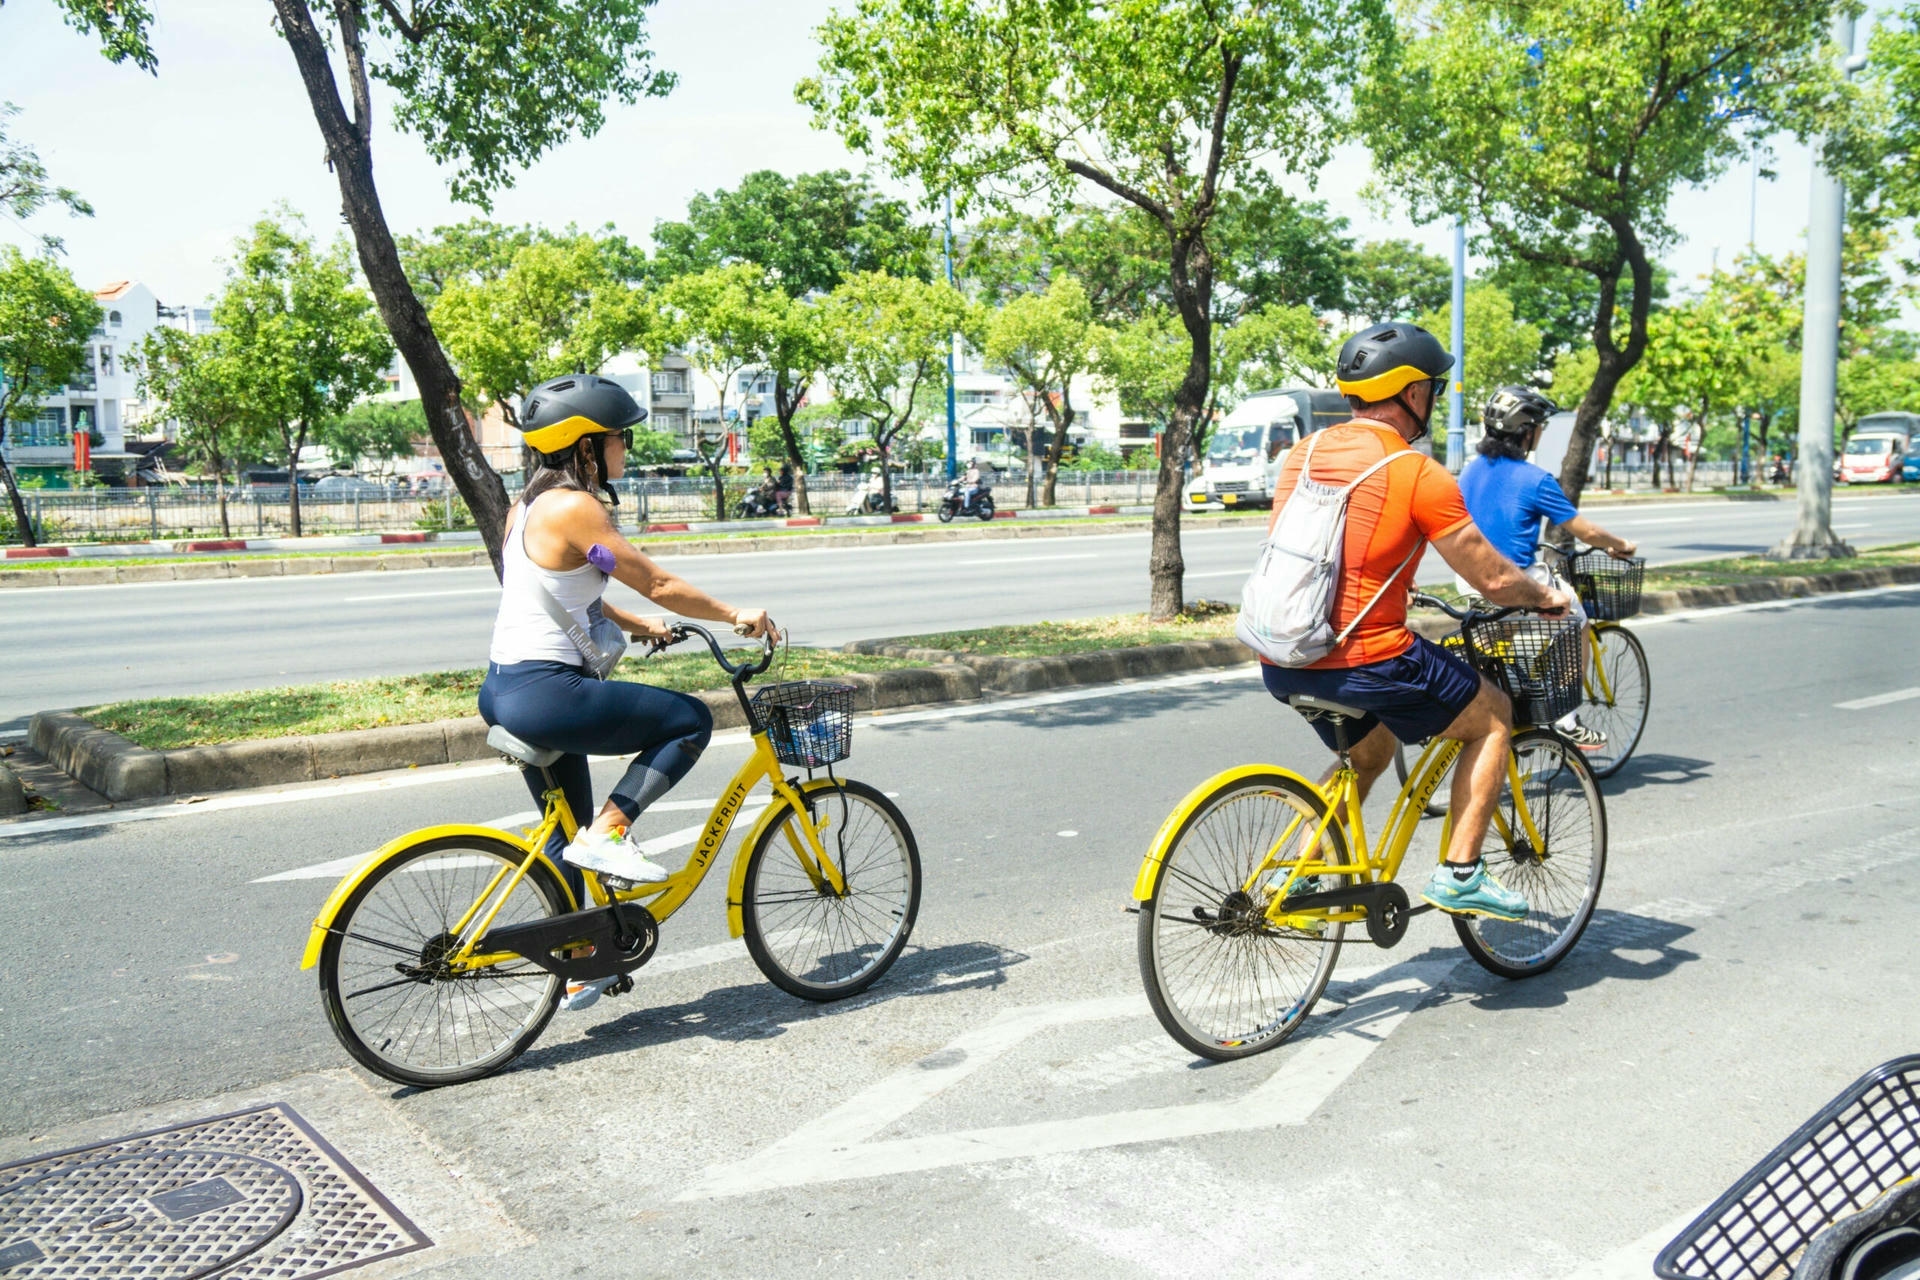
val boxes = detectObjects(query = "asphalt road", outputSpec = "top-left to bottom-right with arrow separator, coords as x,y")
4,493 -> 1918,731
2,583 -> 1917,1278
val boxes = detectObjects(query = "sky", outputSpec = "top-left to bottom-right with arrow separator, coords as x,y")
0,0 -> 1872,312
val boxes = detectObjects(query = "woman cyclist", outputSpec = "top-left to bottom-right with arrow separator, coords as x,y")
479,375 -> 776,960
1456,385 -> 1636,750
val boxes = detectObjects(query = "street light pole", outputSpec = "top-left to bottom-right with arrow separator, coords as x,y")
1774,8 -> 1860,559
944,192 -> 959,482
1446,219 -> 1466,473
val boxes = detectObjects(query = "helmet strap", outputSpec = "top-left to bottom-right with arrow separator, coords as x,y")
1396,387 -> 1433,444
586,435 -> 618,507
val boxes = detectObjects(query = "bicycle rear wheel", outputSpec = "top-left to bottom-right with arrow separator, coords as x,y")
1138,771 -> 1349,1061
318,835 -> 569,1087
741,780 -> 921,1001
1578,625 -> 1649,779
1452,728 -> 1607,979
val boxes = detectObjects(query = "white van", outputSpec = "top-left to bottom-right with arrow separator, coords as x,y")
1841,412 -> 1917,484
1187,387 -> 1353,510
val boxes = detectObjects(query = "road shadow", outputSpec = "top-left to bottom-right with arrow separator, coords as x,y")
1601,752 -> 1714,796
1447,907 -> 1700,1013
463,939 -> 1029,1084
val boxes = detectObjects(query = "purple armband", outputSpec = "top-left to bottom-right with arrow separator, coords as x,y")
586,543 -> 617,574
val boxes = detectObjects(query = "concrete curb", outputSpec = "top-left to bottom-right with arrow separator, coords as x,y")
0,760 -> 24,816
0,516 -> 1272,589
29,556 -> 1920,802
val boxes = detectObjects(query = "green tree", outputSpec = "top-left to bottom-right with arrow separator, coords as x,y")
817,271 -> 969,512
213,215 -> 394,537
1344,240 -> 1451,323
0,246 -> 102,544
329,398 -> 426,476
394,219 -> 552,307
804,0 -> 1382,618
960,205 -> 1167,323
1360,0 -> 1841,505
1417,281 -> 1544,454
432,232 -> 641,428
51,0 -> 676,574
1486,258 -> 1672,366
1626,302 -> 1745,488
0,102 -> 93,255
651,169 -> 928,293
982,275 -> 1100,506
1837,357 -> 1920,436
1838,3 -> 1920,267
134,327 -> 270,537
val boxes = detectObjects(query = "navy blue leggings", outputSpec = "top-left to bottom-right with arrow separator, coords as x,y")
479,660 -> 714,873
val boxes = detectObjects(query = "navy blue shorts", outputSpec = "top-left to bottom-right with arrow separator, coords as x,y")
1261,636 -> 1483,751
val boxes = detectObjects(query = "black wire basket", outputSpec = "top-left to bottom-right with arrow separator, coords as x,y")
1656,1056 -> 1920,1280
752,681 -> 855,768
1568,551 -> 1647,621
1449,614 -> 1583,725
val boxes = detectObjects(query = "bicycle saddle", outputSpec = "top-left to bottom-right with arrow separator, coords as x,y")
1287,694 -> 1369,722
486,724 -> 562,768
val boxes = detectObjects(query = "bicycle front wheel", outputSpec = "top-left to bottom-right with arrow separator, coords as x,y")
1138,771 -> 1349,1061
742,780 -> 921,1001
1453,728 -> 1607,979
318,835 -> 569,1087
1579,624 -> 1650,778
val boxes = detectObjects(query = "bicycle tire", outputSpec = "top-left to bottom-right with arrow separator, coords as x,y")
318,834 -> 570,1087
741,779 -> 921,1001
1391,741 -> 1451,818
1138,771 -> 1350,1061
1451,728 -> 1607,979
1579,625 -> 1650,779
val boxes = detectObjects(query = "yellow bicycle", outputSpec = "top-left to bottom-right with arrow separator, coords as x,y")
1134,596 -> 1607,1060
302,623 -> 921,1087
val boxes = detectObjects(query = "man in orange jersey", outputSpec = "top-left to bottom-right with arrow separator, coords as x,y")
1261,322 -> 1571,921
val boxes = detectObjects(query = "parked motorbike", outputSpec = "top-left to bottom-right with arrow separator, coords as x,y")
936,481 -> 995,523
846,490 -> 898,515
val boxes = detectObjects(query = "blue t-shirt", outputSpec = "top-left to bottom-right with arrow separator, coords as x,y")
1457,455 -> 1578,569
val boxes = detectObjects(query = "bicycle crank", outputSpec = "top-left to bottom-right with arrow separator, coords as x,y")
477,902 -> 660,982
1274,882 -> 1416,948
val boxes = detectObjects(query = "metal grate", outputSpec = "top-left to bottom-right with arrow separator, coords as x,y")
1657,1057 -> 1920,1280
0,1103 -> 431,1279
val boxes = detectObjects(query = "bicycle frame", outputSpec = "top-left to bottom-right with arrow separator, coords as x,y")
1583,623 -> 1619,706
300,726 -> 848,973
1248,736 -> 1549,930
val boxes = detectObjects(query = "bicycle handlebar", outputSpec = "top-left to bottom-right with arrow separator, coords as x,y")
652,621 -> 777,680
1409,592 -> 1525,624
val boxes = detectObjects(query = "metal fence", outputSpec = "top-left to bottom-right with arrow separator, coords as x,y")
8,470 -> 1172,541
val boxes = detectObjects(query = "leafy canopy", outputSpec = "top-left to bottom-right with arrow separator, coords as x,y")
0,103 -> 93,254
1417,283 -> 1543,418
134,327 -> 272,473
0,245 -> 104,428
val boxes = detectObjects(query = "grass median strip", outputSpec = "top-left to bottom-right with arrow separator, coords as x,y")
877,605 -> 1239,658
82,650 -> 927,751
1640,541 -> 1920,589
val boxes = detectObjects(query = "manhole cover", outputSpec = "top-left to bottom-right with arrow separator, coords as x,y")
0,1104 -> 430,1278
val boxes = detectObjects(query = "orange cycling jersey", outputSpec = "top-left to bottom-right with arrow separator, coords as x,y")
1265,420 -> 1472,669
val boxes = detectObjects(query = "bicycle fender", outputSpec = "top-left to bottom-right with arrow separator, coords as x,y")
299,823 -> 572,970
723,780 -> 840,940
1131,765 -> 1321,902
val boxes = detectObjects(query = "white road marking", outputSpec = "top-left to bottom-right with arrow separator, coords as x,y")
1606,515 -> 1695,526
674,955 -> 1455,1200
340,586 -> 500,603
249,806 -> 766,882
1836,685 -> 1920,710
1184,569 -> 1247,579
955,553 -> 1101,566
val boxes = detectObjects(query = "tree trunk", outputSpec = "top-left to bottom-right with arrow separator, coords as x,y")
876,435 -> 895,513
1025,426 -> 1038,509
1151,232 -> 1213,621
285,421 -> 306,537
212,438 -> 231,538
270,0 -> 511,575
1040,399 -> 1074,508
773,370 -> 810,515
0,426 -> 37,548
1557,236 -> 1655,506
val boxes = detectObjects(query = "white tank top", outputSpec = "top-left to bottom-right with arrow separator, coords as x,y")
488,496 -> 608,667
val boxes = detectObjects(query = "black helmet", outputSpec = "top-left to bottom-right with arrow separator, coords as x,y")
1335,322 -> 1454,403
516,374 -> 647,457
1482,385 -> 1558,438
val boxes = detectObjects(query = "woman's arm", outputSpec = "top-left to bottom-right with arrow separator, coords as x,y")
547,492 -> 775,637
1555,514 -> 1637,560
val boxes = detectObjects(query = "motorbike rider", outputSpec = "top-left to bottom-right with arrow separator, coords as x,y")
775,461 -> 794,509
963,457 -> 993,513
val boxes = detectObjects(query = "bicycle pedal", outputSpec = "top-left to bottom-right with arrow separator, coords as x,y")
607,975 -> 634,998
600,874 -> 638,892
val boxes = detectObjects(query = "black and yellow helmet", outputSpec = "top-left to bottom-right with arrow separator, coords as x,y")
1335,322 -> 1455,402
517,374 -> 647,457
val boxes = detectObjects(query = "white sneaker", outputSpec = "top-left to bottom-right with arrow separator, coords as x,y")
562,828 -> 671,883
560,976 -> 618,1012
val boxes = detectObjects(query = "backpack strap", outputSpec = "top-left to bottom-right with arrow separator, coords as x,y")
1329,445 -> 1426,646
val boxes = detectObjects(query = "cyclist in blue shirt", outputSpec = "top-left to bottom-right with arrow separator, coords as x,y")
1458,386 -> 1637,750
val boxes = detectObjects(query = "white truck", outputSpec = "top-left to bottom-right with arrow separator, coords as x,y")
1186,387 -> 1354,511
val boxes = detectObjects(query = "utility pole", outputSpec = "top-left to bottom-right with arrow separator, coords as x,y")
1773,9 -> 1863,560
1445,220 -> 1466,473
944,193 -> 959,482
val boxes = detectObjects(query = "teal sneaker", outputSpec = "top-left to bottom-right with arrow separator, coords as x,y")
1422,860 -> 1529,921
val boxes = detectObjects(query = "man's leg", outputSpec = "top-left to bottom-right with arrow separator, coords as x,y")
1439,675 -> 1514,864
1318,721 -> 1398,803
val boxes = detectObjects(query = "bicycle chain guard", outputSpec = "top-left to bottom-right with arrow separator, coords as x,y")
1275,882 -> 1413,948
477,901 -> 659,982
